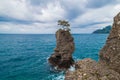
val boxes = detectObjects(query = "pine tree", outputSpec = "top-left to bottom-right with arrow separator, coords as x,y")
57,20 -> 70,31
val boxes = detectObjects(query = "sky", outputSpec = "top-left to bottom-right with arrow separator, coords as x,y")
0,0 -> 120,34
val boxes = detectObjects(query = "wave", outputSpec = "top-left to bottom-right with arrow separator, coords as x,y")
46,71 -> 65,80
52,74 -> 65,80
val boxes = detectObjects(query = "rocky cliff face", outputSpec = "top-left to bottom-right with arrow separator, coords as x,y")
99,12 -> 120,73
65,12 -> 120,80
48,29 -> 75,70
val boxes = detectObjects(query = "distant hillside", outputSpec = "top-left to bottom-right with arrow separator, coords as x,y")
93,25 -> 112,34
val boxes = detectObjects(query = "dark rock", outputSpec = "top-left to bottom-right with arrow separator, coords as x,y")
48,29 -> 75,70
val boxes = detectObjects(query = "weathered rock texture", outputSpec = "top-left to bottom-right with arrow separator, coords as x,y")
48,29 -> 75,69
65,12 -> 120,80
99,12 -> 120,73
65,59 -> 120,80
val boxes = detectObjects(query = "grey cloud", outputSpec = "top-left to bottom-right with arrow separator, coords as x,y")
59,1 -> 86,20
0,16 -> 46,25
86,0 -> 115,8
73,21 -> 112,28
27,0 -> 55,6
65,7 -> 84,20
0,0 -> 120,34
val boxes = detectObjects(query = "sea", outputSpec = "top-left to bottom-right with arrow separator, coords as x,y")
0,34 -> 108,80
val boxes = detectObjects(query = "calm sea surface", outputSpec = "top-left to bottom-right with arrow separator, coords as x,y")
0,34 -> 108,80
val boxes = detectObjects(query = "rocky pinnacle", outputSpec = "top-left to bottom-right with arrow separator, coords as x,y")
48,29 -> 75,70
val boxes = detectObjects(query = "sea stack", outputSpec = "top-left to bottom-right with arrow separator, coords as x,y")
48,29 -> 75,70
65,12 -> 120,80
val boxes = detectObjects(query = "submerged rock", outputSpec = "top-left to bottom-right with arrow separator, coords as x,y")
48,29 -> 75,70
65,12 -> 120,80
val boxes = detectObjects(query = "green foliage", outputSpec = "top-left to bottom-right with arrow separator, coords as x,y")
93,25 -> 112,34
58,20 -> 70,31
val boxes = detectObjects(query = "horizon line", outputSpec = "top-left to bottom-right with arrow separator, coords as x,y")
0,33 -> 109,35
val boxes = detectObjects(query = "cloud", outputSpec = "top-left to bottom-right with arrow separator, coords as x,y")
70,4 -> 120,33
0,22 -> 58,34
0,0 -> 30,20
0,0 -> 65,22
86,0 -> 115,8
0,0 -> 120,34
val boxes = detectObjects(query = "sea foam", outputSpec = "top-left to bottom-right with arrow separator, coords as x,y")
68,65 -> 75,71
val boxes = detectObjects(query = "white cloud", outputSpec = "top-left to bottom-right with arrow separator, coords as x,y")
71,4 -> 120,33
34,1 -> 66,22
0,0 -> 65,21
0,0 -> 120,34
0,0 -> 30,20
0,22 -> 58,34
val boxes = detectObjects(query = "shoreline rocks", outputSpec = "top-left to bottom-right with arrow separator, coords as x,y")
65,59 -> 120,80
65,12 -> 120,80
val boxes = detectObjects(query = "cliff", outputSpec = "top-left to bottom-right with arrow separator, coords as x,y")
48,29 -> 75,70
92,25 -> 111,34
99,12 -> 120,73
65,12 -> 120,80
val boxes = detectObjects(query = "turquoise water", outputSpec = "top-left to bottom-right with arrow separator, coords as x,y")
0,34 -> 108,80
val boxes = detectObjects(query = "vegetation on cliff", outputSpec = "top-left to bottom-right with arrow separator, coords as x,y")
93,25 -> 111,34
58,20 -> 71,31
